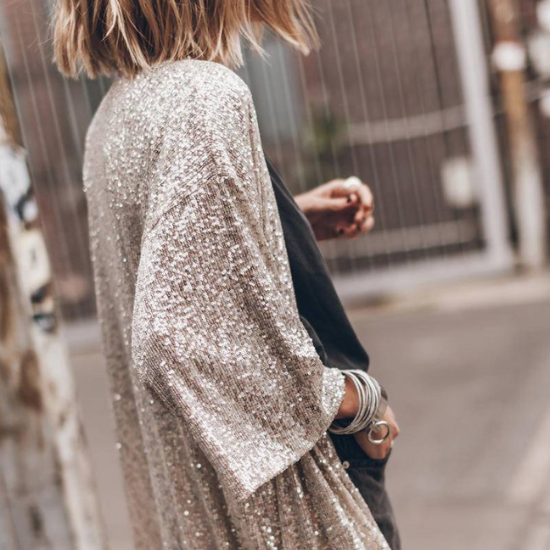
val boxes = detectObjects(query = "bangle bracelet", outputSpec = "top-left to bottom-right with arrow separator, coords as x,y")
329,370 -> 382,435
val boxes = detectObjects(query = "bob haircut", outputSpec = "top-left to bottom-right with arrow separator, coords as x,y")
53,0 -> 319,80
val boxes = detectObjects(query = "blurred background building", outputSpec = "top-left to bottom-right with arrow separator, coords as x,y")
1,1 -> 550,549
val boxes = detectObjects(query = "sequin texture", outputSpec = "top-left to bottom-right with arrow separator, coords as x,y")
83,59 -> 389,549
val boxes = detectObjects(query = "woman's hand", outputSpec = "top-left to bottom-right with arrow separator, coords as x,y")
294,178 -> 375,241
353,406 -> 400,460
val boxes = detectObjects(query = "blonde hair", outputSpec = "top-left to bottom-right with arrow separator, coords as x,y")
53,0 -> 319,79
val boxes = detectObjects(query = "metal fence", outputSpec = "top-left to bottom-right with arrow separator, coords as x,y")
241,0 -> 515,300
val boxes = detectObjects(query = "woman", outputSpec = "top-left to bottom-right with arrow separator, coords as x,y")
54,1 -> 399,548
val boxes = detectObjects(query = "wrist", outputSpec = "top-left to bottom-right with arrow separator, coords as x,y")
335,376 -> 359,419
330,370 -> 385,436
293,193 -> 313,219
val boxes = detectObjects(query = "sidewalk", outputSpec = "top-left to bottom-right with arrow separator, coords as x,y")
66,274 -> 550,550
358,294 -> 550,550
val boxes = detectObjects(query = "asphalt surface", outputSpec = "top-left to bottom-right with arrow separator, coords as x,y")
68,279 -> 550,550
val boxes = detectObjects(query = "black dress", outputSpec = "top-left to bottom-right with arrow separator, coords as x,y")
266,154 -> 401,550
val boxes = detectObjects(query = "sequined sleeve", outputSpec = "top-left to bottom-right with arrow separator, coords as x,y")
131,83 -> 346,502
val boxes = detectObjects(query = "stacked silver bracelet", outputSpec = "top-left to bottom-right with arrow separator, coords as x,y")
329,370 -> 383,436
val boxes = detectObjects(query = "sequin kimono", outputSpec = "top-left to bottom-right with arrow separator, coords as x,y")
83,58 -> 389,550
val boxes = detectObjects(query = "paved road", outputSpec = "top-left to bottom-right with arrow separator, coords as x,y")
68,285 -> 550,550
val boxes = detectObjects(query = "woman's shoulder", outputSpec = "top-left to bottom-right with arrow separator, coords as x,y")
128,59 -> 254,146
108,58 -> 253,135
148,59 -> 252,110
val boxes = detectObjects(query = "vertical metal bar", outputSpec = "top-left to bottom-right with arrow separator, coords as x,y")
448,0 -> 514,267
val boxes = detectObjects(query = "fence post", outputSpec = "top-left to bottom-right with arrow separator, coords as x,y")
0,44 -> 107,550
488,0 -> 548,269
449,0 -> 514,269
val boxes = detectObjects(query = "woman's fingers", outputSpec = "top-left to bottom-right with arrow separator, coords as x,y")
363,216 -> 375,232
356,214 -> 375,235
310,196 -> 359,217
329,178 -> 374,213
306,178 -> 375,241
352,405 -> 400,459
353,428 -> 392,459
336,214 -> 374,239
335,223 -> 359,239
354,185 -> 374,213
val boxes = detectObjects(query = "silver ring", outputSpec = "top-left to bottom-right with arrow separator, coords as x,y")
367,420 -> 391,445
344,176 -> 362,191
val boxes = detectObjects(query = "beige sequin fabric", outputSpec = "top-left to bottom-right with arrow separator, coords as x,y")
83,58 -> 389,550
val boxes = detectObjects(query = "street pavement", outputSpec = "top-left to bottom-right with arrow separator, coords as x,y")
67,276 -> 550,550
